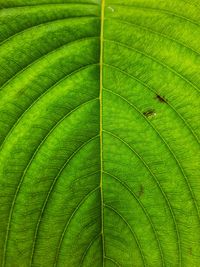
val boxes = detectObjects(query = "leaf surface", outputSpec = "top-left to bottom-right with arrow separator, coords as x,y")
0,0 -> 200,266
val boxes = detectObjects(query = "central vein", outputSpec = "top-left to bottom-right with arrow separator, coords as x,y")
100,0 -> 105,265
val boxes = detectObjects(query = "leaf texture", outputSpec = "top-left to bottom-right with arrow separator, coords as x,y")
0,0 -> 200,266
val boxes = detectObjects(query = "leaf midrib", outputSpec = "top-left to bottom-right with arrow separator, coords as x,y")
100,0 -> 105,265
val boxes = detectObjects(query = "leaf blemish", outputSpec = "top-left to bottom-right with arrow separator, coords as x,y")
108,6 -> 115,12
143,109 -> 156,118
137,185 -> 144,198
155,94 -> 167,103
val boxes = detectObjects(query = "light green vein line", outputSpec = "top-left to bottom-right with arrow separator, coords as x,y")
80,233 -> 101,266
72,170 -> 100,188
30,134 -> 99,266
103,129 -> 181,265
104,204 -> 147,267
104,88 -> 200,238
104,63 -> 199,145
106,17 -> 200,57
0,16 -> 98,46
0,36 -> 99,92
104,170 -> 167,267
104,39 -> 200,94
0,63 -> 98,151
54,187 -> 100,267
106,4 -> 200,27
100,0 -> 105,265
105,256 -> 121,267
0,2 -> 99,9
2,98 -> 98,267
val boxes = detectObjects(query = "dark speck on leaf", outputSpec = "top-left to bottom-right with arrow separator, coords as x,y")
155,94 -> 167,103
143,109 -> 156,118
137,185 -> 144,197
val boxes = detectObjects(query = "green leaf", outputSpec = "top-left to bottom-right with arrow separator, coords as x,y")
0,0 -> 199,266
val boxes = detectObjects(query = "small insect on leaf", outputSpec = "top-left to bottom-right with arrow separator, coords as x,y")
143,109 -> 157,118
155,94 -> 167,103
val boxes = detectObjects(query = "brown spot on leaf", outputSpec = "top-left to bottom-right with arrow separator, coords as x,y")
155,94 -> 167,103
137,185 -> 144,198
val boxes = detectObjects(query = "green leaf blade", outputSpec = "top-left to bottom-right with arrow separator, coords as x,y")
0,0 -> 200,266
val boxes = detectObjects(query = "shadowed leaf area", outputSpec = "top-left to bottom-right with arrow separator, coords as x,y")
0,0 -> 200,266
